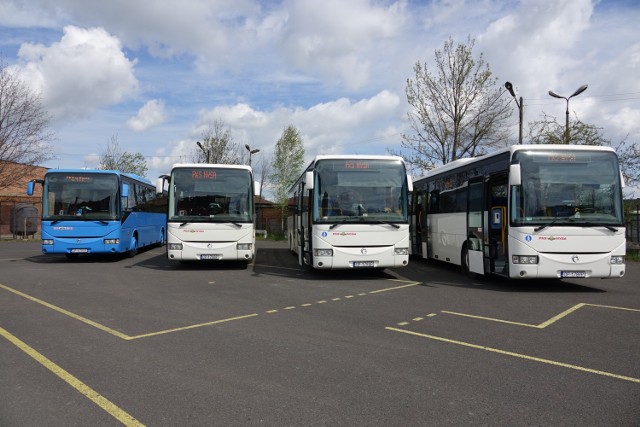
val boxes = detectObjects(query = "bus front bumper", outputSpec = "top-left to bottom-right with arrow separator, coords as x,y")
312,246 -> 409,269
509,252 -> 625,279
167,241 -> 254,262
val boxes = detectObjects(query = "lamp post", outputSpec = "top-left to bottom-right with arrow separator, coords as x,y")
548,84 -> 588,144
245,144 -> 260,166
505,82 -> 523,144
196,141 -> 210,163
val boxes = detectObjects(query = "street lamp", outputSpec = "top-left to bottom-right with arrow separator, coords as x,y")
196,141 -> 211,163
505,81 -> 523,145
548,84 -> 588,144
245,144 -> 260,166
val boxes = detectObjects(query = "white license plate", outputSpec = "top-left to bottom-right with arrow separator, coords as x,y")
353,261 -> 375,268
561,271 -> 586,278
70,248 -> 89,253
200,254 -> 222,260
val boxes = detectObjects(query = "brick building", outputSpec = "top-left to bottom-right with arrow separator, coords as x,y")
0,161 -> 47,238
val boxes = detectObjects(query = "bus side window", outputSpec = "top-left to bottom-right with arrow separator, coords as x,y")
122,183 -> 130,211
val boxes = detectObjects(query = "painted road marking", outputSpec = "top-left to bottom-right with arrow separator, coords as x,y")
0,326 -> 145,426
442,303 -> 640,329
1,279 -> 419,340
385,326 -> 640,384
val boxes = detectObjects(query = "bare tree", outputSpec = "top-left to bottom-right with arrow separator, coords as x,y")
0,59 -> 54,191
99,134 -> 148,177
193,120 -> 242,164
393,37 -> 511,174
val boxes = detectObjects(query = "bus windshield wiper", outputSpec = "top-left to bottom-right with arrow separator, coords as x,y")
369,220 -> 400,229
580,222 -> 618,232
534,218 -> 560,232
329,217 -> 364,230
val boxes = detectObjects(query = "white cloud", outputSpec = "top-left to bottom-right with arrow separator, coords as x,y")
13,25 -> 138,120
127,99 -> 168,132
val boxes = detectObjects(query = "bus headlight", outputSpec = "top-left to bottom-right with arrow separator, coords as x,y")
394,248 -> 409,255
237,243 -> 252,251
104,239 -> 119,245
610,256 -> 625,265
43,239 -> 54,245
314,249 -> 333,257
512,255 -> 539,264
168,243 -> 183,250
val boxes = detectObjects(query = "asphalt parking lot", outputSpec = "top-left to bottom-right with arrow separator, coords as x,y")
1,240 -> 639,426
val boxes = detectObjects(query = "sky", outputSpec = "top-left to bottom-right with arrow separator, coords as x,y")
1,0 -> 639,193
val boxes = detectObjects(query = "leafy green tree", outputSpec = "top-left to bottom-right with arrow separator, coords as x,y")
271,125 -> 304,234
0,58 -> 54,191
99,135 -> 148,177
271,125 -> 305,204
393,36 -> 511,174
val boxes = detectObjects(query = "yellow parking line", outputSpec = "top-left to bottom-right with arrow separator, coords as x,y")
369,281 -> 420,294
443,303 -> 640,329
0,284 -> 131,340
126,314 -> 259,340
0,326 -> 144,426
386,327 -> 640,384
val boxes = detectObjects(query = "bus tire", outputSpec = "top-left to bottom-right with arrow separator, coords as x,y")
127,234 -> 138,258
461,243 -> 479,279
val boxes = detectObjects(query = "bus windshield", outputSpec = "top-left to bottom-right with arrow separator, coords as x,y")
169,167 -> 253,223
43,173 -> 119,221
313,159 -> 408,223
511,150 -> 623,226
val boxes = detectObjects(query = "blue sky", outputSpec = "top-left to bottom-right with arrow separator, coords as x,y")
1,0 -> 639,190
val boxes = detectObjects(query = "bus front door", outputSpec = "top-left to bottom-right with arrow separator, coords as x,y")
466,177 -> 484,276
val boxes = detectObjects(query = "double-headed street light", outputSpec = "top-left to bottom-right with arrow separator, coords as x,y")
245,144 -> 260,166
548,84 -> 588,144
196,141 -> 211,163
505,81 -> 523,144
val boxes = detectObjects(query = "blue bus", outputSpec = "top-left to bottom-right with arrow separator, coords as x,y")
27,169 -> 167,258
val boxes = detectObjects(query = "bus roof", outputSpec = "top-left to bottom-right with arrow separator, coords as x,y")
169,163 -> 252,172
45,169 -> 152,185
416,144 -> 617,182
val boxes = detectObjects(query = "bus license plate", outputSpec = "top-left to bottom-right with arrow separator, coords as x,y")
70,248 -> 89,253
200,254 -> 222,260
561,271 -> 586,278
353,261 -> 375,268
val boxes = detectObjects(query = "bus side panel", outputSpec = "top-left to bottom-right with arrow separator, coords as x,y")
427,212 -> 465,265
121,212 -> 166,251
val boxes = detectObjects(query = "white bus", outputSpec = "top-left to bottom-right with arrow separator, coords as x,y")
287,155 -> 413,269
411,145 -> 626,279
157,164 -> 258,263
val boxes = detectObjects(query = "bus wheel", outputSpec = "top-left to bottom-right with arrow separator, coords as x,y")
127,235 -> 138,258
461,244 -> 479,279
461,245 -> 470,275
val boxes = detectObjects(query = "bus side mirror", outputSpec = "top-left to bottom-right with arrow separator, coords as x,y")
254,181 -> 260,196
509,164 -> 521,187
407,175 -> 413,192
122,184 -> 129,198
26,179 -> 43,196
305,171 -> 314,190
